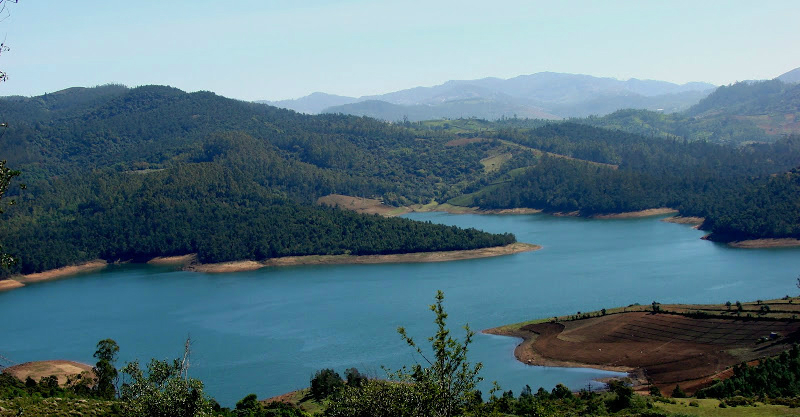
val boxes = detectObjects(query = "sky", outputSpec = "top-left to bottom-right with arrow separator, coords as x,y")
0,0 -> 799,101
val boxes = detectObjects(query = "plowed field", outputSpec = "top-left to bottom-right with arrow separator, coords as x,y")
492,312 -> 800,394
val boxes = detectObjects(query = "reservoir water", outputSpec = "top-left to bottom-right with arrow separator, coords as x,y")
1,212 -> 799,406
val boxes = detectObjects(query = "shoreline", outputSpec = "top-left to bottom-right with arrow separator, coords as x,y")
590,207 -> 678,219
702,233 -> 800,249
16,260 -> 109,284
661,215 -> 704,225
186,242 -> 541,273
483,301 -> 800,394
1,243 -> 540,290
482,327 -> 633,374
727,238 -> 800,249
0,279 -> 25,292
146,254 -> 198,266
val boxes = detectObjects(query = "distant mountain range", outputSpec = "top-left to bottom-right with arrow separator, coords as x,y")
259,72 -> 717,121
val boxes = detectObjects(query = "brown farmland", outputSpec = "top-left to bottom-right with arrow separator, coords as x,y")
487,311 -> 800,395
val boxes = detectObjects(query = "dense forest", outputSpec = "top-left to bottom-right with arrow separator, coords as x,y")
0,86 -> 514,275
697,344 -> 800,399
2,82 -> 800,276
447,123 -> 800,241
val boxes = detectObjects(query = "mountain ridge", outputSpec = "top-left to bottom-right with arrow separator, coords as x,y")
258,71 -> 716,121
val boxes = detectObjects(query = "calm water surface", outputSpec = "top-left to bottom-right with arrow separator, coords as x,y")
1,213 -> 798,406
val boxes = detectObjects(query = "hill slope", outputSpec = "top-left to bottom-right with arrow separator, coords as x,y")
0,86 -> 517,275
578,79 -> 800,144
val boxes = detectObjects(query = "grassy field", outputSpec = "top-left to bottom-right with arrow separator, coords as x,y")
263,388 -> 326,415
656,398 -> 800,416
480,152 -> 512,172
493,298 -> 800,333
418,119 -> 495,134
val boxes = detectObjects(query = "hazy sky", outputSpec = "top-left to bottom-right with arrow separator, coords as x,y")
1,0 -> 799,101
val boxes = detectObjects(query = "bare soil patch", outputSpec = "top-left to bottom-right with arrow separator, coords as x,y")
0,279 -> 24,292
4,360 -> 93,386
591,208 -> 678,219
147,254 -> 198,266
187,260 -> 265,273
317,194 -> 409,217
728,238 -> 800,249
486,311 -> 800,395
482,208 -> 543,215
662,216 -> 705,225
17,260 -> 108,284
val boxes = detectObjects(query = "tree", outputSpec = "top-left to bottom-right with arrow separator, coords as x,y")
120,339 -> 213,417
0,160 -> 22,268
325,291 -> 484,417
388,290 -> 484,417
93,338 -> 119,399
310,368 -> 343,401
235,393 -> 262,417
344,368 -> 366,388
606,379 -> 633,411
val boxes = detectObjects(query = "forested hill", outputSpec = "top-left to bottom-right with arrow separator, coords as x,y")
686,79 -> 800,117
2,85 -> 507,205
578,79 -> 800,144
2,84 -> 800,276
453,123 -> 800,241
0,86 -> 515,275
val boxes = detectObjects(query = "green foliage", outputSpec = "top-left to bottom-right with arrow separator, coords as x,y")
672,384 -> 687,398
549,383 -> 573,400
309,369 -> 344,401
0,85 -> 519,275
93,338 -> 120,400
606,379 -> 634,411
120,355 -> 213,417
649,385 -> 662,397
324,380 -> 430,417
0,159 -> 22,269
389,290 -> 484,417
0,161 -> 514,275
233,394 -> 306,417
697,344 -> 800,399
344,368 -> 366,388
0,396 -> 126,417
325,291 -> 483,417
469,122 -> 800,240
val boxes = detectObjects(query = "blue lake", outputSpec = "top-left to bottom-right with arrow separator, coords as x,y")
1,212 -> 798,406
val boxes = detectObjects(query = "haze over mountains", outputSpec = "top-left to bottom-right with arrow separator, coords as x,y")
260,71 -> 717,121
778,67 -> 800,84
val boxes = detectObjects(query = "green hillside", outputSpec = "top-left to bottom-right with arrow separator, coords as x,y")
2,84 -> 800,275
0,86 -> 515,275
579,80 -> 800,145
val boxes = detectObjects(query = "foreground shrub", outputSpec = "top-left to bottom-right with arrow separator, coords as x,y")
324,380 -> 430,417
